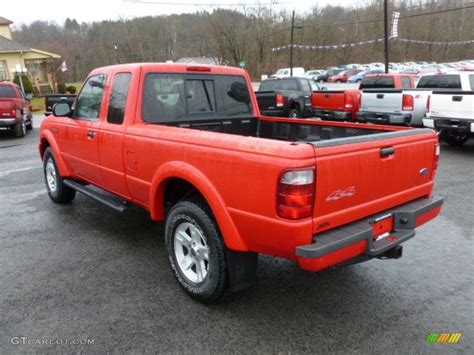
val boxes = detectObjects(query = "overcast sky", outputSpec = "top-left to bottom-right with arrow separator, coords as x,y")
3,0 -> 366,27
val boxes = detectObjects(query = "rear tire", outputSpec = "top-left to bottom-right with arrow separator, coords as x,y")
440,130 -> 469,147
14,119 -> 26,138
165,199 -> 228,304
43,147 -> 76,203
289,108 -> 300,118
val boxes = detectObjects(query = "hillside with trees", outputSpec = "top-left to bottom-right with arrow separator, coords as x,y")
12,0 -> 473,81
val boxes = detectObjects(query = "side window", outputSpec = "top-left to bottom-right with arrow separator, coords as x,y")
107,73 -> 131,124
142,73 -> 186,122
75,74 -> 107,119
186,79 -> 215,114
401,76 -> 411,89
470,75 -> 474,91
214,75 -> 252,117
300,79 -> 312,94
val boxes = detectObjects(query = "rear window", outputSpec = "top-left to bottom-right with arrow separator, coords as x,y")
360,76 -> 395,89
0,85 -> 16,98
259,79 -> 298,91
142,74 -> 252,122
417,75 -> 461,89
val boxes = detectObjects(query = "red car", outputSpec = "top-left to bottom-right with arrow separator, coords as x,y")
39,63 -> 442,303
0,81 -> 33,137
328,69 -> 362,83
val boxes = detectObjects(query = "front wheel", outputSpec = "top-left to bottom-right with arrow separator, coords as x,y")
165,199 -> 228,304
440,130 -> 469,147
43,148 -> 76,203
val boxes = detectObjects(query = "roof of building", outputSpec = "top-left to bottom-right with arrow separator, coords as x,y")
175,57 -> 219,65
0,17 -> 13,25
0,35 -> 31,52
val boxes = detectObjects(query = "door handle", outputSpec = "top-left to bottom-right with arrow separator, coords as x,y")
87,130 -> 96,139
380,147 -> 395,158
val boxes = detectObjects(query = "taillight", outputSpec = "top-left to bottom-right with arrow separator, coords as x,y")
276,94 -> 284,107
402,94 -> 414,111
344,94 -> 353,109
11,108 -> 16,117
277,169 -> 315,220
426,95 -> 431,113
431,143 -> 440,179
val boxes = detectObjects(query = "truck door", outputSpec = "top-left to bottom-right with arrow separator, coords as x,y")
59,74 -> 106,184
98,72 -> 133,198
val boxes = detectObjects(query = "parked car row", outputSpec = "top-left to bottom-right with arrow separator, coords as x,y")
257,72 -> 474,146
271,59 -> 473,84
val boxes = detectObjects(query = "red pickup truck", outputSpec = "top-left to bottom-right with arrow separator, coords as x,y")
312,74 -> 418,122
39,63 -> 442,303
0,81 -> 33,137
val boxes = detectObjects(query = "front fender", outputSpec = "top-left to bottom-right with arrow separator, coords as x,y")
39,130 -> 71,177
149,161 -> 248,251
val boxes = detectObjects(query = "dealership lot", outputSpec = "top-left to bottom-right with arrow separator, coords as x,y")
0,113 -> 472,352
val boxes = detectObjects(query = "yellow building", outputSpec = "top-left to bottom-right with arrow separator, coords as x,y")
0,16 -> 61,94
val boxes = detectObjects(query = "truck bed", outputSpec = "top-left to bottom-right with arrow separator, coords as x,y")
168,115 -> 407,143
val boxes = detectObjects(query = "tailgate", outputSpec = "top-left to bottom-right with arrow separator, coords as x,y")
429,91 -> 474,120
256,91 -> 277,111
0,99 -> 14,117
361,90 -> 403,113
312,91 -> 345,111
311,129 -> 438,234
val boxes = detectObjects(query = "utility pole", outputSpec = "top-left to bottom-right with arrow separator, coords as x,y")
384,0 -> 389,73
290,10 -> 295,76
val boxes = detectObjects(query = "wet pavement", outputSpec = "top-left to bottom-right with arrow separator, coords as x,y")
0,114 -> 472,353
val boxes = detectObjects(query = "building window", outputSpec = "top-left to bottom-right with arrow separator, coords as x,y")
0,61 -> 9,81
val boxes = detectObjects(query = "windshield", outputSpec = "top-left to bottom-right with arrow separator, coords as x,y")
259,79 -> 298,91
360,76 -> 395,89
0,86 -> 16,98
417,75 -> 461,89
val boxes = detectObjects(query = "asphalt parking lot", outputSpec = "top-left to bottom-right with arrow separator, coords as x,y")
0,113 -> 472,353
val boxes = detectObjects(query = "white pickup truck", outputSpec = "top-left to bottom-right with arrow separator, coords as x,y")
423,73 -> 474,146
358,73 -> 472,127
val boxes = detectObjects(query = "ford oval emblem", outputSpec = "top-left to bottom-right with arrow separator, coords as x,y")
420,168 -> 429,175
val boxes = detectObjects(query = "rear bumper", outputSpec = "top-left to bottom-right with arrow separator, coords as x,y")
296,197 -> 443,271
0,118 -> 16,126
423,117 -> 474,133
358,111 -> 412,125
314,109 -> 352,121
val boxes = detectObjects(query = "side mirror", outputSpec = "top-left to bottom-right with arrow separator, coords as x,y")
89,79 -> 104,89
321,87 -> 328,91
52,102 -> 72,117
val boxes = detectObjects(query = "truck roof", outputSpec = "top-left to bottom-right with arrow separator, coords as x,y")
89,63 -> 247,76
